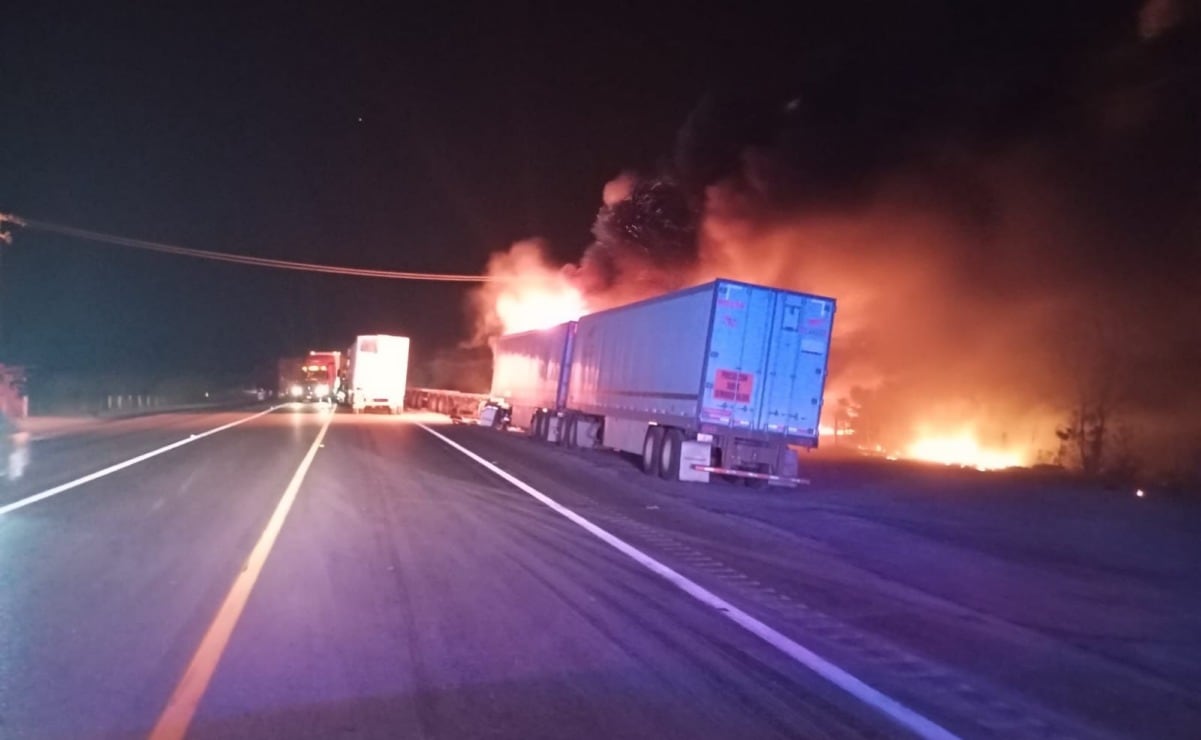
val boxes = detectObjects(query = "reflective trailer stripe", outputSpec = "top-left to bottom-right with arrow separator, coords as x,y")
690,465 -> 810,485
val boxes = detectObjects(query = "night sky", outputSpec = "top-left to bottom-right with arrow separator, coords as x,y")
1,2 -> 1196,393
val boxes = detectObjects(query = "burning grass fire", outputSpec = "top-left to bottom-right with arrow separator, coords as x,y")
820,424 -> 1033,471
905,431 -> 1025,471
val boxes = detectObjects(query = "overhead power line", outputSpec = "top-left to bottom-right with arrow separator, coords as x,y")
10,216 -> 496,282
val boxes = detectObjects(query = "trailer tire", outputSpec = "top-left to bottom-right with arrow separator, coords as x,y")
658,428 -> 683,481
573,417 -> 592,448
562,416 -> 577,448
641,427 -> 664,475
533,411 -> 551,441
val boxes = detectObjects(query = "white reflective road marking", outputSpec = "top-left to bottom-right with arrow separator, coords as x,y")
0,407 -> 281,518
420,424 -> 958,740
150,409 -> 334,740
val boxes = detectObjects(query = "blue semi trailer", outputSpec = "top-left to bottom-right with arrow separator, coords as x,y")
488,279 -> 836,486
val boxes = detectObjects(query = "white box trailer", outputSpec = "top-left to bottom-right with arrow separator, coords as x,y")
346,334 -> 410,414
489,322 -> 576,439
491,279 -> 836,485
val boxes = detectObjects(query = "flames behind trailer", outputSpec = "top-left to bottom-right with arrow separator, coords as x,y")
494,279 -> 835,485
346,335 -> 410,414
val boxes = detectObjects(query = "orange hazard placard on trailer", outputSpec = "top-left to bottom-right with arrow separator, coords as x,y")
713,369 -> 754,403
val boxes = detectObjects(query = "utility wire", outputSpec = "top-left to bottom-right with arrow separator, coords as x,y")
9,215 -> 497,282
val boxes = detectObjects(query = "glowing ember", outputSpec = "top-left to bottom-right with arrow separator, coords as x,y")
905,431 -> 1024,471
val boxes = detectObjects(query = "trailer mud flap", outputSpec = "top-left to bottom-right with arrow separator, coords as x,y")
679,441 -> 711,483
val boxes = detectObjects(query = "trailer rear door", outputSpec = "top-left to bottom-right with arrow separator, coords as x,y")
700,282 -> 834,442
757,292 -> 834,440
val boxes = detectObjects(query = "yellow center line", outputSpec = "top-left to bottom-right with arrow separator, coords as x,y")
149,409 -> 335,740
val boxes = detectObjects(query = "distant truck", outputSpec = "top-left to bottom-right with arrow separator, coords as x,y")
304,351 -> 343,402
345,335 -> 410,414
487,279 -> 836,485
278,352 -> 341,403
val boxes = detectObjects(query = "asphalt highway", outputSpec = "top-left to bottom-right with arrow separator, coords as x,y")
2,405 -> 1198,738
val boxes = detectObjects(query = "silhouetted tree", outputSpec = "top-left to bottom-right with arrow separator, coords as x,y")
1055,317 -> 1136,477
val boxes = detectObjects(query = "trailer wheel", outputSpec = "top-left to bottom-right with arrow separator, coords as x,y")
572,417 -> 591,448
535,411 -> 552,441
562,416 -> 576,448
551,415 -> 567,446
658,428 -> 683,481
529,411 -> 543,439
641,427 -> 664,474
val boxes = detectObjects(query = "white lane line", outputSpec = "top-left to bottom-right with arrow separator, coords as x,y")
150,409 -> 334,740
419,424 -> 958,740
0,407 -> 282,519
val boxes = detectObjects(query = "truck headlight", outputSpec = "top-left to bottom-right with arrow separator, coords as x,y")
315,383 -> 330,396
290,384 -> 303,397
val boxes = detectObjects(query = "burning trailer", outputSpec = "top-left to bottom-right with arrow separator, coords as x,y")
487,279 -> 836,486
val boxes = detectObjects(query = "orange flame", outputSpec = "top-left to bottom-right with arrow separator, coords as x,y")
905,429 -> 1025,470
475,240 -> 588,337
495,282 -> 586,334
